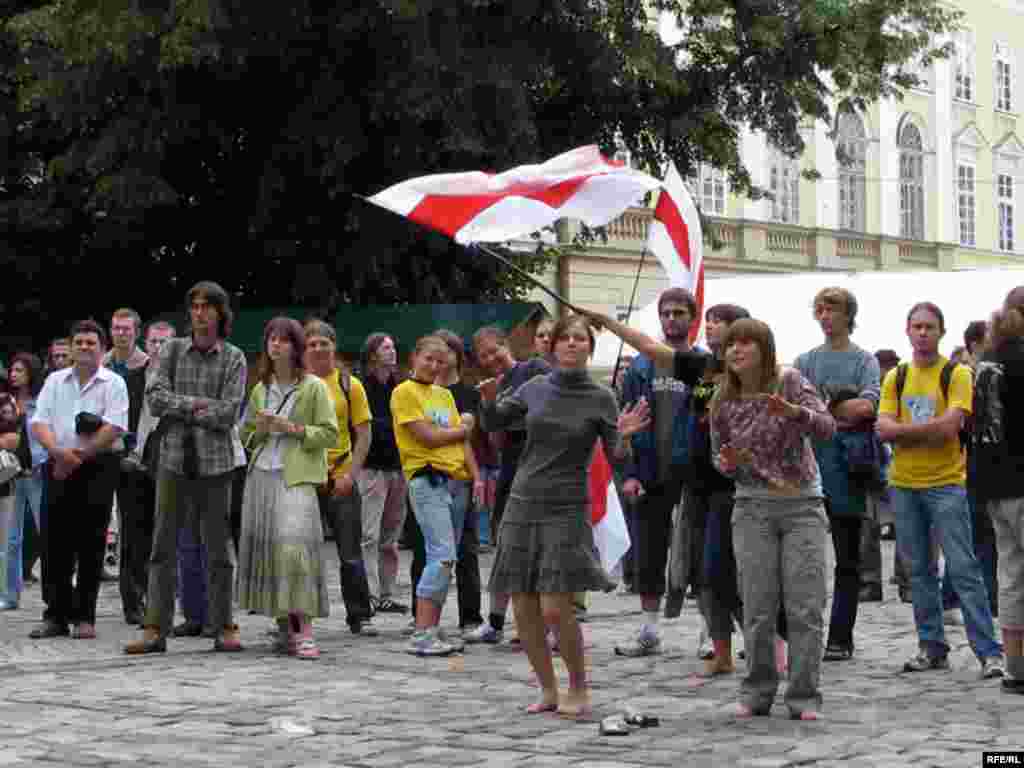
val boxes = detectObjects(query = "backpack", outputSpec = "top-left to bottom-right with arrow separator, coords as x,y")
969,360 -> 1009,461
894,360 -> 971,449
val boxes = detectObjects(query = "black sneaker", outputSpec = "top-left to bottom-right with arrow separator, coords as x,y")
903,650 -> 950,672
374,598 -> 408,614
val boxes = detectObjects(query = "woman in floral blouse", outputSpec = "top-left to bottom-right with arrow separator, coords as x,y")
710,318 -> 835,721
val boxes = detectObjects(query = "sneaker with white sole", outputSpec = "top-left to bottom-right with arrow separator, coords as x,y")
903,649 -> 950,672
615,628 -> 662,657
981,655 -> 1007,680
438,629 -> 465,653
698,628 -> 714,660
463,623 -> 503,644
406,631 -> 456,657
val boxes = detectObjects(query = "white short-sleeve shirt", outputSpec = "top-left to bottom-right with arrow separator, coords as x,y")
32,366 -> 130,451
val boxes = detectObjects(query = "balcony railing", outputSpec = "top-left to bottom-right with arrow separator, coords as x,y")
583,207 -> 960,272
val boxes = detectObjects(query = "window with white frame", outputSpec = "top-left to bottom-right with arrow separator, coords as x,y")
768,148 -> 800,224
999,174 -> 1015,251
836,107 -> 867,232
955,29 -> 976,102
898,120 -> 925,240
689,163 -> 726,215
958,163 -> 976,246
996,43 -> 1014,113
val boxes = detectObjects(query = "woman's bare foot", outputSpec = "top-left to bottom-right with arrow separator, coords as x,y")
728,702 -> 755,718
526,690 -> 559,714
557,688 -> 592,718
794,710 -> 823,721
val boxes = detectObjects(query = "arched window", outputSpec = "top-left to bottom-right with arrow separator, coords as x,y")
898,120 -> 925,240
768,148 -> 800,224
836,108 -> 867,232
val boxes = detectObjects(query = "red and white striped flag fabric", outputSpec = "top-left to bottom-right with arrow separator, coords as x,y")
367,145 -> 662,244
646,161 -> 705,343
589,441 -> 630,574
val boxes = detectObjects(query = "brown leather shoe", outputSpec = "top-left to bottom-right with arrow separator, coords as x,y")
124,626 -> 167,655
214,624 -> 243,652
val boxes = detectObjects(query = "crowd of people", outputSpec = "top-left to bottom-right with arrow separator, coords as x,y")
0,276 -> 1021,721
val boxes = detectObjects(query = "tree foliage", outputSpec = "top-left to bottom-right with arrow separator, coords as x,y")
0,0 -> 959,347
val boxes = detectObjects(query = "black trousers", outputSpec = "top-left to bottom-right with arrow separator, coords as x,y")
116,465 -> 155,618
318,488 -> 373,627
826,516 -> 862,649
634,473 -> 687,597
410,498 -> 483,628
42,456 -> 118,626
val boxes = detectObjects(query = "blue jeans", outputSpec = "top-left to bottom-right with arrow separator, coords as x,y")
891,485 -> 1002,659
4,470 -> 43,602
408,476 -> 468,604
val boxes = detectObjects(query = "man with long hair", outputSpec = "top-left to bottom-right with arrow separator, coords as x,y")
125,281 -> 247,655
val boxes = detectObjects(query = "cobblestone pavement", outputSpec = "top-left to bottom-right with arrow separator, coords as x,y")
0,540 -> 1021,767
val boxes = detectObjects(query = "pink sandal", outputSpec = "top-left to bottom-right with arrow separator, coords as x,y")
295,637 -> 320,660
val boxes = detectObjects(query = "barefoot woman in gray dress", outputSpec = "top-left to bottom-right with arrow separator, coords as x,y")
479,315 -> 650,717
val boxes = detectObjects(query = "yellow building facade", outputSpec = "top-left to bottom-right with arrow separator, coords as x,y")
527,0 -> 1024,319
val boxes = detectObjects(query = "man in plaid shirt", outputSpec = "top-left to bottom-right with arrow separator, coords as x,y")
125,281 -> 248,655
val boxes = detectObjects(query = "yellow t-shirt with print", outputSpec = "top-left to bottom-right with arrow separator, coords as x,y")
320,369 -> 371,479
391,379 -> 470,482
879,357 -> 972,489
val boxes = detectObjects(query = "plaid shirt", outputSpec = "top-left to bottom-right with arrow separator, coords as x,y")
146,337 -> 247,477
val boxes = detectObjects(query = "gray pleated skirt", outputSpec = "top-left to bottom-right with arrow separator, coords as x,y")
236,468 -> 330,619
487,499 -> 608,595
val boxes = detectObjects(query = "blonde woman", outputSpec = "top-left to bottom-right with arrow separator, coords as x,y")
710,318 -> 834,720
479,315 -> 649,717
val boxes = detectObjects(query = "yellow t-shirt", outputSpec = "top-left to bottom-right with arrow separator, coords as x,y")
320,370 -> 371,479
879,357 -> 972,489
391,379 -> 470,482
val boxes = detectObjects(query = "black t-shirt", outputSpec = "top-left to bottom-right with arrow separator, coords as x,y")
446,381 -> 481,417
672,349 -> 734,493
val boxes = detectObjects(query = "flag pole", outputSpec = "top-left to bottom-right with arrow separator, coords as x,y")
611,247 -> 647,391
474,243 -> 584,315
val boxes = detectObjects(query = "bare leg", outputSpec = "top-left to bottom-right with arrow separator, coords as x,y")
542,593 -> 591,717
512,593 -> 558,713
415,597 -> 442,630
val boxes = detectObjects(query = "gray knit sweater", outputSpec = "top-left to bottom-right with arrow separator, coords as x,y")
480,368 -> 621,523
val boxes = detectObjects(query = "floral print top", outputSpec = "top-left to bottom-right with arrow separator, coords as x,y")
710,367 -> 835,498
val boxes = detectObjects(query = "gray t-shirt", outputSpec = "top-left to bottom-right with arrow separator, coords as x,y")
794,343 -> 880,408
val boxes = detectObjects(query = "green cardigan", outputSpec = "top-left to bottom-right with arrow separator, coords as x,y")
241,374 -> 339,487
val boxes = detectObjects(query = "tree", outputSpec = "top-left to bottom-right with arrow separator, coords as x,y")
0,0 -> 958,348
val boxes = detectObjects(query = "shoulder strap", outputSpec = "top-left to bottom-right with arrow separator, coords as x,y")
938,360 -> 961,405
339,370 -> 352,427
895,363 -> 909,419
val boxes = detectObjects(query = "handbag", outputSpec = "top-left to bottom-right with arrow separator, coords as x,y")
0,449 -> 22,485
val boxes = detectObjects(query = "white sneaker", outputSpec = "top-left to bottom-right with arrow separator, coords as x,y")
463,623 -> 503,644
943,608 -> 963,626
698,628 -> 714,660
406,630 -> 456,657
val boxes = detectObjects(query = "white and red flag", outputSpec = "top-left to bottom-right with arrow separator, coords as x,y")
645,161 -> 705,343
589,441 -> 631,574
366,145 -> 661,245
366,145 -> 660,574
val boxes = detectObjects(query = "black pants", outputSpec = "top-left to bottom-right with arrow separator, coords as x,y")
826,516 -> 862,649
634,473 -> 687,597
42,456 -> 118,626
230,466 -> 246,554
702,489 -> 742,641
410,498 -> 483,628
318,488 -> 373,628
116,466 -> 155,618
